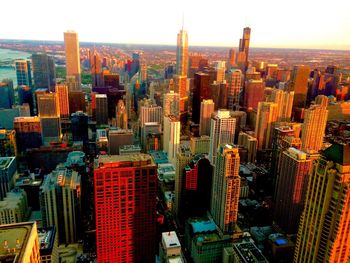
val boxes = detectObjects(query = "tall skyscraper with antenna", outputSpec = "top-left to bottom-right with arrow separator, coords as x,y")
64,31 -> 81,89
176,23 -> 188,77
237,27 -> 251,73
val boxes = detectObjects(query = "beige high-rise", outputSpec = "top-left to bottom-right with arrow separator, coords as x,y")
64,31 -> 81,89
199,99 -> 215,136
301,105 -> 328,153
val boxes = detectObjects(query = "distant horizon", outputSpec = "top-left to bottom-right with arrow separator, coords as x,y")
1,38 -> 350,52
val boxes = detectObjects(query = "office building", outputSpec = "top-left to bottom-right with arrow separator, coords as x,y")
173,75 -> 188,115
159,231 -> 184,263
255,102 -> 278,150
301,105 -> 328,152
14,117 -> 42,152
211,144 -> 240,234
238,132 -> 257,163
163,116 -> 180,165
268,89 -> 294,121
71,111 -> 89,142
215,61 -> 226,83
163,91 -> 180,117
0,222 -> 40,263
237,27 -> 251,72
94,154 -> 157,263
142,122 -> 162,152
227,70 -> 242,109
38,226 -> 59,263
0,157 -> 17,201
185,217 -> 232,263
116,99 -> 128,129
294,143 -> 350,263
56,84 -> 70,118
209,81 -> 228,110
40,117 -> 61,144
192,72 -> 210,123
208,110 -> 236,163
183,155 -> 213,217
90,49 -> 103,88
223,240 -> 268,263
31,53 -> 56,90
290,65 -> 310,109
174,144 -> 192,216
40,165 -> 81,244
244,79 -> 264,111
18,85 -> 34,115
199,99 -> 215,136
0,130 -> 17,157
95,94 -> 108,125
68,90 -> 85,114
36,92 -> 59,117
15,60 -> 33,88
140,104 -> 162,127
0,80 -> 14,109
66,75 -> 79,92
108,129 -> 134,155
64,31 -> 81,88
274,148 -> 312,234
228,48 -> 236,69
0,189 -> 28,225
190,135 -> 210,155
176,28 -> 188,77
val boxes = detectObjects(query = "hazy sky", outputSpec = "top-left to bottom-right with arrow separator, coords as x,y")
2,0 -> 350,50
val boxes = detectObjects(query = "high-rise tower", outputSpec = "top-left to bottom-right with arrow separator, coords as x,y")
211,144 -> 240,234
255,102 -> 278,150
301,104 -> 328,152
208,110 -> 236,163
294,143 -> 350,262
64,31 -> 81,89
15,60 -> 33,88
31,53 -> 56,90
237,27 -> 251,73
290,65 -> 310,109
163,116 -> 180,165
199,99 -> 215,136
176,28 -> 188,77
94,154 -> 157,263
56,84 -> 70,118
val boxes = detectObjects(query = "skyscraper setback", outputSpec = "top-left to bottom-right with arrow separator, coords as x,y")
64,31 -> 81,89
237,27 -> 251,72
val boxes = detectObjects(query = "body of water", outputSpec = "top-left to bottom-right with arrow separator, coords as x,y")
0,48 -> 31,86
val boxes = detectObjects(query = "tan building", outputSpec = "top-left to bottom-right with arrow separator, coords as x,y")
290,65 -> 310,108
199,99 -> 215,136
268,89 -> 294,122
176,29 -> 189,77
301,105 -> 328,153
190,135 -> 210,155
294,143 -> 350,263
163,91 -> 180,117
211,144 -> 240,234
238,131 -> 257,163
255,102 -> 278,150
227,69 -> 242,109
36,92 -> 59,118
0,221 -> 41,263
163,116 -> 180,165
64,31 -> 81,89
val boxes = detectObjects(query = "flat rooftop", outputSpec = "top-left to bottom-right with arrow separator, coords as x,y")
0,222 -> 36,263
233,241 -> 268,263
0,157 -> 15,170
96,154 -> 155,169
162,231 -> 180,249
38,227 -> 56,255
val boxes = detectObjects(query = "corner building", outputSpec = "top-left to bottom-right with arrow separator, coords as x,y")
94,154 -> 157,263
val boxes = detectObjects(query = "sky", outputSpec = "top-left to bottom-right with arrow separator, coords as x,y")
1,0 -> 350,50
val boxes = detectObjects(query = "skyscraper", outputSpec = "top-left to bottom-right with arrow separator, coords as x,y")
268,89 -> 294,122
18,85 -> 34,115
255,102 -> 278,150
116,99 -> 128,129
208,110 -> 236,163
227,69 -> 242,109
274,148 -> 312,234
0,79 -> 14,109
15,60 -> 33,88
95,94 -> 108,125
36,92 -> 59,117
244,79 -> 264,111
199,99 -> 215,136
163,116 -> 180,165
71,111 -> 89,142
108,129 -> 134,155
237,27 -> 251,73
64,31 -> 81,89
40,165 -> 81,244
227,48 -> 236,69
14,117 -> 42,152
294,143 -> 350,262
193,72 -> 210,123
163,91 -> 180,117
173,75 -> 188,115
94,154 -> 157,263
215,61 -> 226,83
301,104 -> 328,152
290,65 -> 310,109
140,104 -> 162,127
211,144 -> 240,234
90,49 -> 103,88
0,156 -> 16,201
56,84 -> 70,118
31,53 -> 56,90
176,28 -> 188,77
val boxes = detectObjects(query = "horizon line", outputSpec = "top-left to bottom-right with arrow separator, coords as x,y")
0,38 -> 350,52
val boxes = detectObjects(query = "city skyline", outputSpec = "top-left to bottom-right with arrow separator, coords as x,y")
1,0 -> 350,50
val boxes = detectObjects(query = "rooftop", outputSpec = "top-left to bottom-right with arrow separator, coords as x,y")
0,157 -> 15,170
0,222 -> 37,263
41,165 -> 80,191
0,189 -> 26,210
162,231 -> 181,249
233,241 -> 268,263
96,154 -> 155,169
149,150 -> 169,164
38,227 -> 56,255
